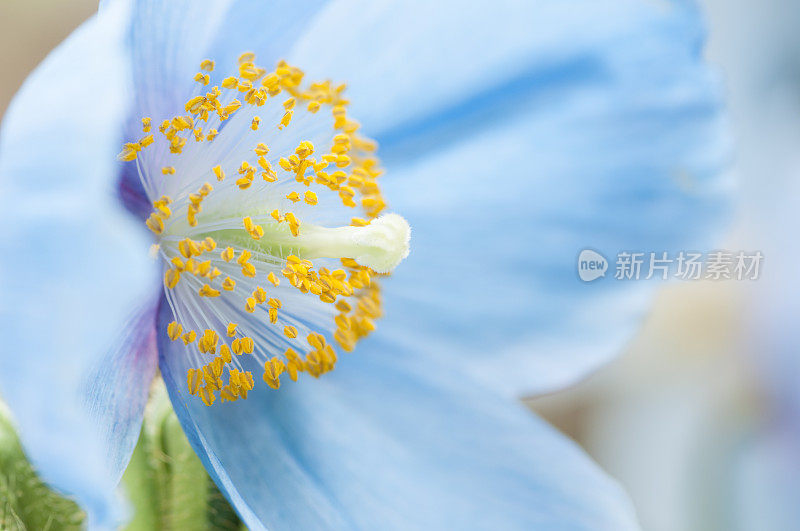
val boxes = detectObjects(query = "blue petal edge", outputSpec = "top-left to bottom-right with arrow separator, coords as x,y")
0,0 -> 157,527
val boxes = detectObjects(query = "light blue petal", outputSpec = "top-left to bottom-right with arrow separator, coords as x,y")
289,0 -> 731,395
157,302 -> 639,531
203,0 -> 331,73
125,0 -> 328,127
126,0 -> 233,124
83,309 -> 158,485
728,424 -> 800,531
116,0 -> 336,217
0,1 -> 157,527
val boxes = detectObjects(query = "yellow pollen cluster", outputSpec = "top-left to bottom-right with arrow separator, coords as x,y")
121,53 -> 399,406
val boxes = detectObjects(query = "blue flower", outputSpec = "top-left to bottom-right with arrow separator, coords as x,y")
0,0 -> 727,529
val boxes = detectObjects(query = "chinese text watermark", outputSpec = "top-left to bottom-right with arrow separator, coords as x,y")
578,250 -> 763,282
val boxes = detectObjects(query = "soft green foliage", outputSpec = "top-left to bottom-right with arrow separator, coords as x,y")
122,380 -> 243,531
0,382 -> 243,531
0,402 -> 85,530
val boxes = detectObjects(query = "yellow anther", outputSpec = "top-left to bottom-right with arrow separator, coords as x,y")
307,101 -> 321,113
199,386 -> 216,406
161,166 -> 176,175
279,110 -> 293,129
268,307 -> 278,324
196,260 -> 212,276
335,313 -> 350,330
286,191 -> 300,203
245,297 -> 256,313
164,268 -> 181,289
285,361 -> 299,381
139,134 -> 154,148
227,322 -> 238,337
146,213 -> 164,234
200,237 -> 216,252
185,95 -> 205,113
232,338 -> 243,355
283,97 -> 296,110
283,326 -> 298,339
167,321 -> 183,341
268,297 -> 282,309
172,116 -> 194,130
251,116 -> 261,130
243,216 -> 265,239
304,191 -> 318,205
219,344 -> 232,363
255,143 -> 269,156
199,284 -> 221,297
221,247 -> 234,262
237,249 -> 252,265
222,277 -> 236,291
194,72 -> 210,85
242,262 -> 257,277
267,272 -> 280,287
198,329 -> 219,353
254,287 -> 267,304
238,51 -> 256,64
236,80 -> 253,93
335,300 -> 351,312
241,337 -> 255,354
142,117 -> 152,132
307,333 -> 323,350
200,59 -> 215,72
182,330 -> 197,345
187,369 -> 203,395
222,77 -> 238,89
263,358 -> 285,389
207,129 -> 219,141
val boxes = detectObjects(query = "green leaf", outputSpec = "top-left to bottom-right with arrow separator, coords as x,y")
0,401 -> 86,530
122,379 -> 244,531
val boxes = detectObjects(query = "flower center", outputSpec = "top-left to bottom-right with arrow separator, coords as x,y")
119,54 -> 410,406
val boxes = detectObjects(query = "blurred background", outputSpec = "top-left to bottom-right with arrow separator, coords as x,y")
1,1 -> 797,530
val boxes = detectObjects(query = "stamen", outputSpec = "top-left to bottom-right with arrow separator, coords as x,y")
119,54 -> 410,406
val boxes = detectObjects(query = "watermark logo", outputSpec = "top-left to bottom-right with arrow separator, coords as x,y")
578,249 -> 608,282
577,249 -> 763,282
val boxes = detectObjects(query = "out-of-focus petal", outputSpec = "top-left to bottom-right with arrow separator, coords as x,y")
157,302 -> 639,531
0,1 -> 156,526
126,0 -> 332,124
126,0 -> 232,123
117,0 -> 332,218
730,424 -> 800,531
83,307 -> 158,484
290,0 -> 730,395
203,0 -> 330,73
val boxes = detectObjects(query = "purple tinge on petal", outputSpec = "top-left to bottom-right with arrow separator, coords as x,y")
117,156 -> 151,221
83,302 -> 159,484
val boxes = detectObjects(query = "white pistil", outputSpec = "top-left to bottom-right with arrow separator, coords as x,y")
297,214 -> 410,274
